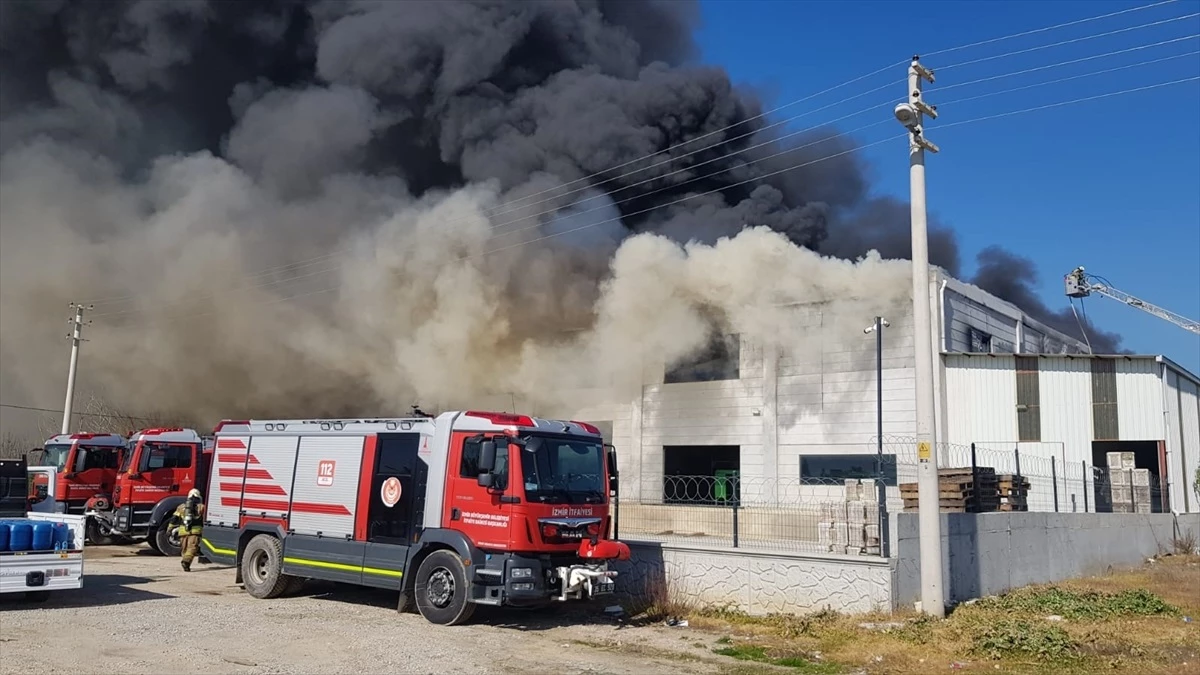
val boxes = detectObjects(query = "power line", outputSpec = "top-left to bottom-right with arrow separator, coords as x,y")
938,11 -> 1199,72
937,75 -> 1200,130
92,68 -> 1200,327
939,49 -> 1200,107
249,76 -> 1200,304
0,403 -> 165,422
97,74 -> 1200,328
921,0 -> 1182,59
102,134 -> 904,326
82,1 -> 1189,310
88,37 -> 1200,320
933,33 -> 1200,93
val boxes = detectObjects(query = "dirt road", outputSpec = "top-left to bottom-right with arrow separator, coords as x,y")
0,546 -> 738,675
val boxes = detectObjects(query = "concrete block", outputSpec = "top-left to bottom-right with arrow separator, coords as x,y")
1106,452 -> 1136,469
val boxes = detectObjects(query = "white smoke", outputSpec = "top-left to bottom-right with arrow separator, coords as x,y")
0,135 -> 912,435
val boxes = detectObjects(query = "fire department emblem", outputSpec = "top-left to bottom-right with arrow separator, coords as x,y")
381,477 -> 402,508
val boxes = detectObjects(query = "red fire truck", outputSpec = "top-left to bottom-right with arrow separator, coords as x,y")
84,427 -> 212,556
30,432 -> 127,544
200,410 -> 629,625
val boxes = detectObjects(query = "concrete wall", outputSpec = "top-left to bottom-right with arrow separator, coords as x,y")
893,512 -> 1200,608
615,540 -> 893,615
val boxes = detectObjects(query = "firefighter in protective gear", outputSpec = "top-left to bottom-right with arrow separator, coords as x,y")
172,488 -> 205,572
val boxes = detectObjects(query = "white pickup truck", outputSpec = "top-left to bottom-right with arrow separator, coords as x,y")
0,462 -> 86,601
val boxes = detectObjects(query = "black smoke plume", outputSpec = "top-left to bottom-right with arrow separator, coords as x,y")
972,247 -> 1124,353
0,0 -> 1119,426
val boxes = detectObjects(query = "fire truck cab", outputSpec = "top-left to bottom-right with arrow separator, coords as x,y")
85,427 -> 211,556
30,433 -> 126,544
201,410 -> 629,625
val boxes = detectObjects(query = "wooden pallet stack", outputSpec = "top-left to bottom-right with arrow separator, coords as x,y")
899,468 -> 1000,513
996,474 -> 1030,512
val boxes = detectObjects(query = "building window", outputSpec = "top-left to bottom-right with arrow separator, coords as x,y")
800,454 -> 898,487
1091,358 -> 1119,440
662,445 -> 739,504
968,327 -> 992,353
1015,356 -> 1041,442
664,334 -> 740,383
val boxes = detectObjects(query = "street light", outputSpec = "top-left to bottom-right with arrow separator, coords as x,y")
864,316 -> 890,556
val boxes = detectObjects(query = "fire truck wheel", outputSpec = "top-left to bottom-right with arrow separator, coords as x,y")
414,550 -> 476,626
154,522 -> 182,558
241,534 -> 290,599
85,520 -> 116,547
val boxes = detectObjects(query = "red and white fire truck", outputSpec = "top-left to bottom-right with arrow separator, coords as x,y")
84,428 -> 212,556
29,433 -> 127,544
200,410 -> 629,625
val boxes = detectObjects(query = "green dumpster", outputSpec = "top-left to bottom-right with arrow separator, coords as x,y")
714,469 -> 739,502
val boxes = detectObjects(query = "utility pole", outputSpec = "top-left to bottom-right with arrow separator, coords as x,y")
60,302 -> 92,434
864,316 -> 891,557
893,55 -> 945,618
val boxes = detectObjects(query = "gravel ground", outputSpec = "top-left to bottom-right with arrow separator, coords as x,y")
0,546 -> 730,675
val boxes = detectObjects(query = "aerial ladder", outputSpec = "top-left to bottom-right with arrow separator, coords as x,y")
1065,267 -> 1200,335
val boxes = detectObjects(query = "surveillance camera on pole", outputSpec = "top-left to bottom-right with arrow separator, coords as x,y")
897,54 -> 946,619
863,318 -> 891,334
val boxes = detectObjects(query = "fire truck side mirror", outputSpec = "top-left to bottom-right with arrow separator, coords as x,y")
479,440 -> 497,472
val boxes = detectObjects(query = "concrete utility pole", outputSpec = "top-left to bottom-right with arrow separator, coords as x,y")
893,55 -> 945,618
864,316 -> 891,557
60,302 -> 92,434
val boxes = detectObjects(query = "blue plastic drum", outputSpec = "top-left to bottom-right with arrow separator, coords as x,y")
30,521 -> 54,551
52,522 -> 71,550
8,521 -> 32,552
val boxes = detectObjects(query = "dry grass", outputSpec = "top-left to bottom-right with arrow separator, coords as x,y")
661,555 -> 1200,674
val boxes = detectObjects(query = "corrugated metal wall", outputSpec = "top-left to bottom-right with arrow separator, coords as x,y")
1181,378 -> 1200,514
1039,357 -> 1094,466
1166,369 -> 1200,514
1115,358 -> 1166,440
944,354 -> 1018,443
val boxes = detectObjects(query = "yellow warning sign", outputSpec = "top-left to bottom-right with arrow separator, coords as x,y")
918,441 -> 931,461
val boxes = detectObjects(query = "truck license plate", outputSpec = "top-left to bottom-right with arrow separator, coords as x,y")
592,580 -> 614,595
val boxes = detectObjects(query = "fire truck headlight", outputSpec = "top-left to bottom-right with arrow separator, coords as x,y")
511,567 -> 533,578
53,501 -> 66,513
512,583 -> 534,591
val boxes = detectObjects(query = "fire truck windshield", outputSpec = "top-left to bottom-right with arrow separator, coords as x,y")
519,435 -> 606,505
39,444 -> 72,471
119,444 -> 135,472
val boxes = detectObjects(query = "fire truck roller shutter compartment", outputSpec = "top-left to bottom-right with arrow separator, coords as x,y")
281,435 -> 366,584
237,435 -> 300,522
208,435 -> 251,527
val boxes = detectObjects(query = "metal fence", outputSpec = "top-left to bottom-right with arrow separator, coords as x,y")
617,474 -> 885,556
613,438 -> 1169,558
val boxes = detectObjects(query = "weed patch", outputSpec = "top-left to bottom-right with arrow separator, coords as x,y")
697,606 -> 841,639
976,587 -> 1179,621
972,619 -> 1078,661
713,643 -> 840,673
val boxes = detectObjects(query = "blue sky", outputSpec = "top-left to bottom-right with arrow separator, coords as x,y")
696,0 -> 1200,374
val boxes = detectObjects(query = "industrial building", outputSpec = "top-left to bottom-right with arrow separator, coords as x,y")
524,266 -> 1200,515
